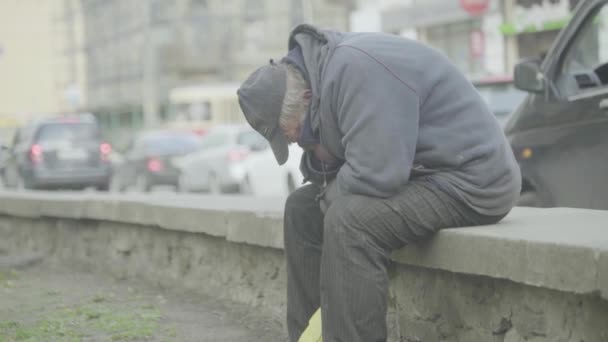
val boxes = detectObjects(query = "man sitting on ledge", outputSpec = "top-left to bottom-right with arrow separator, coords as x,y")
237,24 -> 521,342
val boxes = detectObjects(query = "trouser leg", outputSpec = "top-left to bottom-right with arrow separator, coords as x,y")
284,184 -> 324,342
320,178 -> 501,342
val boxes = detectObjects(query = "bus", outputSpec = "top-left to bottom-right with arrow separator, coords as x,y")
167,82 -> 244,135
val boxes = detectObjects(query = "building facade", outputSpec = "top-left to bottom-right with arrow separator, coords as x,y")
0,0 -> 58,139
52,0 -> 88,114
380,0 -> 583,80
502,0 -> 581,70
382,0 -> 507,79
0,0 -> 90,143
79,0 -> 350,136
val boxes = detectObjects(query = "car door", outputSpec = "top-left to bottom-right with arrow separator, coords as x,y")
238,132 -> 282,196
182,129 -> 230,190
535,1 -> 608,209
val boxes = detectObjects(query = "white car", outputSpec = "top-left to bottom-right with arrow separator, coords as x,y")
175,125 -> 261,193
238,143 -> 304,198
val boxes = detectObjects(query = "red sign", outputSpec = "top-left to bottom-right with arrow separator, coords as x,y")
460,0 -> 489,16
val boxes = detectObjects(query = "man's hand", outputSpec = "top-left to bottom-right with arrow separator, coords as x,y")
300,151 -> 341,186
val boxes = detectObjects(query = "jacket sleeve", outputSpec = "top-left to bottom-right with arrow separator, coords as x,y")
325,46 -> 420,198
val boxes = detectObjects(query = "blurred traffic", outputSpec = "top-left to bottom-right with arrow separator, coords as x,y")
0,118 -> 303,198
2,0 -> 608,209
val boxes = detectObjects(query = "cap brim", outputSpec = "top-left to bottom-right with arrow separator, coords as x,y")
268,131 -> 289,165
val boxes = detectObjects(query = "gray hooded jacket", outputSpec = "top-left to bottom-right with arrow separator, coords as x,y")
290,25 -> 521,216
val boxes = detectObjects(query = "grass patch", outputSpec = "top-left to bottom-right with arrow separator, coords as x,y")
0,303 -> 161,341
0,269 -> 19,288
92,293 -> 106,303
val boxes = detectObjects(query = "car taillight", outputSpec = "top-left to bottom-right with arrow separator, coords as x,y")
100,142 -> 112,161
30,144 -> 43,163
147,157 -> 164,172
228,149 -> 249,162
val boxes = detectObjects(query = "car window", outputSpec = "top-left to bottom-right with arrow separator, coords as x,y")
36,123 -> 100,144
237,130 -> 268,149
558,4 -> 608,95
564,5 -> 608,73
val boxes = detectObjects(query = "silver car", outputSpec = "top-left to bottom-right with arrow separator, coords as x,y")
175,125 -> 267,193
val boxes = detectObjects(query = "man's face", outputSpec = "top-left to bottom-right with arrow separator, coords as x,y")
279,115 -> 303,144
277,89 -> 311,144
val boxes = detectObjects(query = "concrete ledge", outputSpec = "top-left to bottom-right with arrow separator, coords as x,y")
393,207 -> 608,299
1,191 -> 607,340
1,192 -> 606,298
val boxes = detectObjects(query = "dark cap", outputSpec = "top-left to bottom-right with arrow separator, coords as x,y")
237,62 -> 289,165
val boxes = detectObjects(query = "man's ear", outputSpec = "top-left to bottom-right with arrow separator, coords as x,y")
303,89 -> 312,100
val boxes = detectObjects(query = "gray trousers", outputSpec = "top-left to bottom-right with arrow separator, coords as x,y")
284,177 -> 506,342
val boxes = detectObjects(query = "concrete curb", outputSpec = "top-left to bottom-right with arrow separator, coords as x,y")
0,192 -> 607,299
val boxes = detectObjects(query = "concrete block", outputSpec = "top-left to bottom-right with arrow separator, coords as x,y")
152,205 -> 228,237
2,193 -> 607,301
0,195 -> 42,218
600,250 -> 608,301
82,198 -> 119,221
393,207 -> 608,295
226,211 -> 284,249
38,197 -> 85,219
110,200 -> 155,226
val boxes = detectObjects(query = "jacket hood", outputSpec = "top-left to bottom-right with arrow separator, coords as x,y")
287,24 -> 344,131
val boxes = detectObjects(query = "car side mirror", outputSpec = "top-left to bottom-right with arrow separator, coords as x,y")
514,59 -> 546,93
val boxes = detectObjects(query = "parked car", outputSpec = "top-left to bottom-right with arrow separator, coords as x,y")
2,114 -> 112,190
238,143 -> 305,197
175,125 -> 269,193
472,75 -> 527,127
110,130 -> 201,192
506,0 -> 608,209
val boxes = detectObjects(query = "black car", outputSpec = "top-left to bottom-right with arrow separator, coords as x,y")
506,0 -> 608,209
110,130 -> 201,192
2,115 -> 112,190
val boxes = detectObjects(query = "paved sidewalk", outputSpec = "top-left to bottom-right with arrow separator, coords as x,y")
0,259 -> 286,341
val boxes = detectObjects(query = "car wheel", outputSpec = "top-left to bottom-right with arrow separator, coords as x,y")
517,192 -> 541,207
134,174 -> 150,192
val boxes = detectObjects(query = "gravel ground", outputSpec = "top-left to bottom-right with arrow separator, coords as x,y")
0,258 -> 287,342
